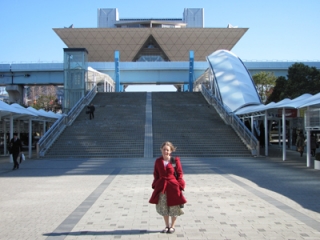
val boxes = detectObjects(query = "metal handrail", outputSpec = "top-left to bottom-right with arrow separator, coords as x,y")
65,85 -> 97,126
37,86 -> 97,157
201,85 -> 259,156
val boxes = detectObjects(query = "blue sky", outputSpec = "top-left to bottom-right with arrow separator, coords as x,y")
1,0 -> 319,91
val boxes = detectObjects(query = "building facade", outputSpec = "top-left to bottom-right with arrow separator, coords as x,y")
55,8 -> 246,62
97,8 -> 204,29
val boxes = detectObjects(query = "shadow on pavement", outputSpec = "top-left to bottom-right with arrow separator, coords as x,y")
43,229 -> 160,237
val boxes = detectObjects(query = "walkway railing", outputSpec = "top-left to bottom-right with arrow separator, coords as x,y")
201,85 -> 260,156
37,86 -> 97,157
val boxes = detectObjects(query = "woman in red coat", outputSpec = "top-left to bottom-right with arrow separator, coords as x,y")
149,141 -> 186,234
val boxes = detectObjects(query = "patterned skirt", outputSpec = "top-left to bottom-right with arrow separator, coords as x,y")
156,193 -> 184,217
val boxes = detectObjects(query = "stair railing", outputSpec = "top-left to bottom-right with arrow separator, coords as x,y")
201,85 -> 260,156
65,85 -> 97,126
37,86 -> 97,157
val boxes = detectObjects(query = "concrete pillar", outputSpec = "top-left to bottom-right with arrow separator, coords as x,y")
189,50 -> 194,92
6,85 -> 24,104
115,51 -> 120,92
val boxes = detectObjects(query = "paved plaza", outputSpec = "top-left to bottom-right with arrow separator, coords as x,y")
1,147 -> 320,240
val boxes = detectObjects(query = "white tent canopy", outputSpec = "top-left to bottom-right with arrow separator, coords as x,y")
0,102 -> 62,120
235,93 -> 320,116
0,101 -> 63,158
234,93 -> 320,167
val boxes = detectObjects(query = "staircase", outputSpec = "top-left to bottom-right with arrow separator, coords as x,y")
44,92 -> 251,158
152,92 -> 251,157
45,92 -> 146,158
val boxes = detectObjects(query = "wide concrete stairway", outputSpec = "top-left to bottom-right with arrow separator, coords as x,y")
45,92 -> 251,158
45,92 -> 146,158
152,92 -> 251,157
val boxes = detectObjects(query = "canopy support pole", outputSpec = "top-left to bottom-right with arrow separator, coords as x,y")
306,129 -> 311,167
10,114 -> 13,140
306,107 -> 311,167
43,121 -> 46,136
28,118 -> 32,159
17,120 -> 20,138
264,111 -> 268,156
3,120 -> 7,156
282,108 -> 286,161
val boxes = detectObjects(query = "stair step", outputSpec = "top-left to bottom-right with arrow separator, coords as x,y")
45,92 -> 251,158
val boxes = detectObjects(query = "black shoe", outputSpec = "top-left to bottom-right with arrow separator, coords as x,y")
160,227 -> 169,233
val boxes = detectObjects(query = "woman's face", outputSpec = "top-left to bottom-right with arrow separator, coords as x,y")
161,145 -> 172,158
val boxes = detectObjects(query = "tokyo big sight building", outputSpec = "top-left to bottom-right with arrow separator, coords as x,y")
1,8 -> 319,106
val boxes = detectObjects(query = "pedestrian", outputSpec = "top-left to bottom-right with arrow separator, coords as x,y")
9,133 -> 23,170
149,141 -> 186,234
311,132 -> 317,157
259,122 -> 265,148
296,131 -> 305,157
87,104 -> 95,120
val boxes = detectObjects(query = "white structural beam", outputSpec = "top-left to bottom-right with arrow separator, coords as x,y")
264,111 -> 268,156
282,108 -> 286,161
28,119 -> 32,159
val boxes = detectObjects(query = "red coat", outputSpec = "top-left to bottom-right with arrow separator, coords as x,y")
149,156 -> 187,206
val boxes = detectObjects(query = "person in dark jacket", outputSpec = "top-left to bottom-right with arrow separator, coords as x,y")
149,141 -> 186,234
87,104 -> 95,120
10,133 -> 23,170
296,131 -> 305,157
311,132 -> 317,157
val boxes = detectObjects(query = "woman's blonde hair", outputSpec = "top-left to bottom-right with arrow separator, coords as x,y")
160,141 -> 177,152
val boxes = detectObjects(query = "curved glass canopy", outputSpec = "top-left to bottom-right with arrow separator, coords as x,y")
207,50 -> 261,112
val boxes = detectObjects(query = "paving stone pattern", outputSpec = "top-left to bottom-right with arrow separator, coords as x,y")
1,147 -> 320,239
2,92 -> 320,239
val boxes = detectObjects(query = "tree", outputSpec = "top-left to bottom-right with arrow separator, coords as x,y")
266,76 -> 287,104
32,94 -> 61,112
284,63 -> 320,98
264,63 -> 320,103
252,71 -> 277,103
28,85 -> 62,112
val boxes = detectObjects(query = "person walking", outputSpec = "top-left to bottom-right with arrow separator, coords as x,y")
87,104 -> 95,120
9,133 -> 23,170
311,132 -> 317,157
149,141 -> 186,234
296,131 -> 305,157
